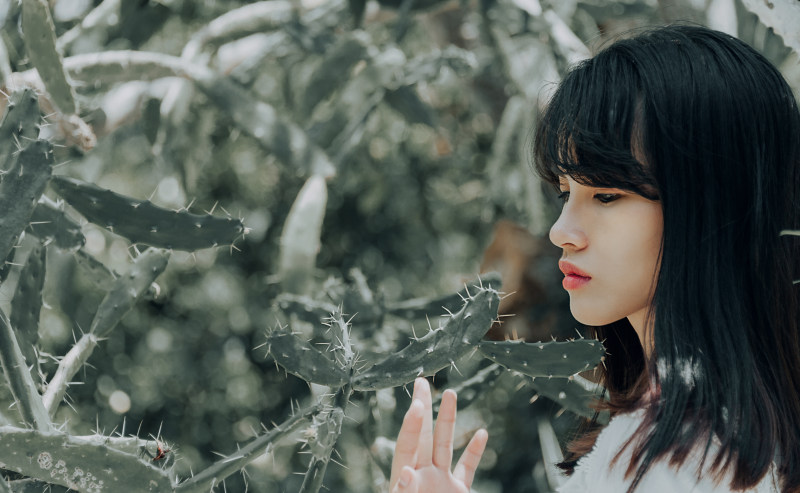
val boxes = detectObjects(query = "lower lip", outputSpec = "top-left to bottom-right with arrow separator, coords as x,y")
562,274 -> 591,290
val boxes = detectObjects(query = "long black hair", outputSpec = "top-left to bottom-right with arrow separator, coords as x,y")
533,25 -> 800,492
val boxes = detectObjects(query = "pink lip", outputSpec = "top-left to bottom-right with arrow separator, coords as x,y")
558,261 -> 592,290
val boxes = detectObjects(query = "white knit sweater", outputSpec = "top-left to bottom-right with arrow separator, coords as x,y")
556,409 -> 780,493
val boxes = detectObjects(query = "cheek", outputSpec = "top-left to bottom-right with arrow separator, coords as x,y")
568,206 -> 663,325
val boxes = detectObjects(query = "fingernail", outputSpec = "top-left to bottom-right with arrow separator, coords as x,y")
398,467 -> 413,488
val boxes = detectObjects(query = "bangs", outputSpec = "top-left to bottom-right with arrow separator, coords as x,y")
534,52 -> 659,200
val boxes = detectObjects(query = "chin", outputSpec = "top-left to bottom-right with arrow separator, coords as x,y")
569,304 -> 619,327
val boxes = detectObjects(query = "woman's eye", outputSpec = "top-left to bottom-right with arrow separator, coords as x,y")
556,191 -> 620,204
594,193 -> 620,204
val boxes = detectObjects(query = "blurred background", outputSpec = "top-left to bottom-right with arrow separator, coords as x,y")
0,0 -> 797,491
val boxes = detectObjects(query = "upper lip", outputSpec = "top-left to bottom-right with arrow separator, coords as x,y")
559,260 -> 592,278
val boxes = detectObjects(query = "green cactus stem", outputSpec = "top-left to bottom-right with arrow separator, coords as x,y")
529,375 -> 608,423
264,328 -> 350,387
0,309 -> 52,432
9,478 -> 70,492
175,402 -> 322,493
0,425 -> 172,492
10,240 -> 46,376
74,249 -> 118,290
61,51 -> 193,87
278,175 -> 328,294
21,0 -> 77,114
0,89 -> 41,165
43,249 -> 168,416
56,0 -> 121,53
0,36 -> 11,88
70,434 -> 165,458
0,139 -> 55,265
28,196 -> 85,250
276,273 -> 502,327
181,0 -> 293,60
42,332 -> 97,417
477,339 -> 605,378
275,294 -> 339,325
326,310 -> 355,371
0,245 -> 17,285
89,249 -> 169,337
50,176 -> 244,251
432,363 -> 505,412
299,406 -> 346,493
351,287 -> 501,391
384,272 -> 502,321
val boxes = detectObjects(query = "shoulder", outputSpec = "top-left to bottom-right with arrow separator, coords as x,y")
557,409 -> 780,493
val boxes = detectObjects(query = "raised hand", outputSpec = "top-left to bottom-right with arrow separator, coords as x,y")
389,378 -> 489,493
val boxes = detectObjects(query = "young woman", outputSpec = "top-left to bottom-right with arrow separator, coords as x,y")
389,25 -> 800,493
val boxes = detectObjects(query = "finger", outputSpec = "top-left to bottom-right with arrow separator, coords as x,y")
432,389 -> 457,470
390,466 -> 418,493
453,428 -> 489,489
413,378 -> 434,468
390,400 -> 424,489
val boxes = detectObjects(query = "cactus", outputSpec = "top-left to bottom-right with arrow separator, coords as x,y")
61,51 -> 192,87
74,249 -> 118,290
431,362 -> 505,412
0,89 -> 41,162
0,247 -> 17,285
278,175 -> 328,293
264,328 -> 350,387
0,91 -> 54,264
384,272 -> 502,321
28,196 -> 85,250
0,310 -> 52,432
299,405 -> 346,493
478,339 -> 605,378
42,249 -> 169,416
529,375 -> 609,423
20,0 -> 77,114
56,0 -> 123,53
49,177 -> 244,251
183,1 -> 294,58
9,240 -> 46,378
0,425 -> 172,492
351,286 -> 501,390
174,403 -> 322,493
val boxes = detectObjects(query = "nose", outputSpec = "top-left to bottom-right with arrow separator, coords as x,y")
549,207 -> 588,251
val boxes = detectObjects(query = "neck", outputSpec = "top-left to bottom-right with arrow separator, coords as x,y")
627,308 -> 654,358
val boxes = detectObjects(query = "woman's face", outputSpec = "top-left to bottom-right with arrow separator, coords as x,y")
549,176 -> 663,340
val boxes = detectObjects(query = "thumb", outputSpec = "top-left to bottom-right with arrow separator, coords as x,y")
391,466 -> 417,493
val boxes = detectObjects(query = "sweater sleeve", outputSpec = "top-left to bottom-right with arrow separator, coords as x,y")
556,410 -> 779,493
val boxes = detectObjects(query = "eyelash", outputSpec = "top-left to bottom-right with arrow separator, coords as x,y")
556,192 -> 620,204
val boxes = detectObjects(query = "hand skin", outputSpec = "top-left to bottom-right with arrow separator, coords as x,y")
389,378 -> 489,493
